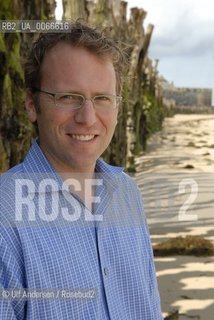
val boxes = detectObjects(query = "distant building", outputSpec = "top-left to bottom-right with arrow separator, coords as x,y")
160,77 -> 212,108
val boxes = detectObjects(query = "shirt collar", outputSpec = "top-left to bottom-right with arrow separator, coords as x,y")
22,139 -> 124,193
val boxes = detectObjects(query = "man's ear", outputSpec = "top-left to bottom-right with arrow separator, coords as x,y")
25,90 -> 38,123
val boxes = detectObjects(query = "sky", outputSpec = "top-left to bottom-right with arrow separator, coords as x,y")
55,0 -> 214,102
127,0 -> 214,102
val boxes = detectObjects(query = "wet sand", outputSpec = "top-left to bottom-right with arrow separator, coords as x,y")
135,114 -> 214,319
136,114 -> 214,173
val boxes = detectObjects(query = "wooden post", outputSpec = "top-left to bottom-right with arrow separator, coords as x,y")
0,0 -> 55,171
63,0 -> 87,20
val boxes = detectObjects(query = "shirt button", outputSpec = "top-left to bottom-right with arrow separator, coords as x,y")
103,268 -> 109,276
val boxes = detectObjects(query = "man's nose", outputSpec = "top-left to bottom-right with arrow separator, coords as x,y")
73,99 -> 97,126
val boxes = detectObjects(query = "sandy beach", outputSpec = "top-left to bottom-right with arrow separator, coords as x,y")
135,114 -> 214,319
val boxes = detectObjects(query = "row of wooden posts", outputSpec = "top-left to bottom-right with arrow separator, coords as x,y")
0,0 -> 165,172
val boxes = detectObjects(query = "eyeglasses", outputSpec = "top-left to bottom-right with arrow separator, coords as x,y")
33,88 -> 122,111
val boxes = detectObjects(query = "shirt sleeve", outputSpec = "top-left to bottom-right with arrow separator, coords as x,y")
0,233 -> 26,320
138,190 -> 163,319
126,174 -> 163,319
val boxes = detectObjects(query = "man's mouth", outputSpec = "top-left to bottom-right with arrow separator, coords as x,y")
69,134 -> 97,141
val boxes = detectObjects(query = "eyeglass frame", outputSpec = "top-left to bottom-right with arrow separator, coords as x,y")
32,87 -> 122,110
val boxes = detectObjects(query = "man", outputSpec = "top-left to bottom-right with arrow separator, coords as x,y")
0,21 -> 163,319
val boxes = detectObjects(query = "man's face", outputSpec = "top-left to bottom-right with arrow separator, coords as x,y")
26,43 -> 119,173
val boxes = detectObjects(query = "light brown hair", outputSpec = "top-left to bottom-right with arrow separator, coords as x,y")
24,20 -> 127,98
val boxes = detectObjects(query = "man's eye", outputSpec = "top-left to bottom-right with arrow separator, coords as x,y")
62,95 -> 75,100
59,95 -> 81,102
95,95 -> 111,102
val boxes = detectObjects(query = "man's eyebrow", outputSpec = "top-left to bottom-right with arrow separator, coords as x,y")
57,90 -> 114,96
55,89 -> 79,93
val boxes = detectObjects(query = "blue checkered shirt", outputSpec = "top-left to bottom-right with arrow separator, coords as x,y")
0,140 -> 162,319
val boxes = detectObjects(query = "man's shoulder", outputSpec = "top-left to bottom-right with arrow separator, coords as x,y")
97,159 -> 141,193
0,162 -> 24,186
5,162 -> 24,174
0,146 -> 34,192
120,171 -> 142,196
96,158 -> 124,174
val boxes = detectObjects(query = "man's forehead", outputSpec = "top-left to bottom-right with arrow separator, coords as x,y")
41,42 -> 82,71
43,41 -> 113,65
44,41 -> 74,58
